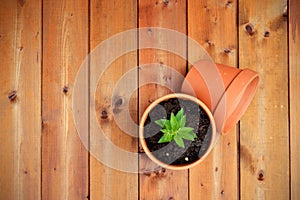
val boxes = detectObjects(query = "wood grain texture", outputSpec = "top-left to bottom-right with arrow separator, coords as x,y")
0,1 -> 296,199
239,0 -> 289,199
138,0 -> 188,199
188,0 -> 238,199
42,0 -> 89,199
90,0 -> 138,199
0,0 -> 41,199
289,0 -> 300,199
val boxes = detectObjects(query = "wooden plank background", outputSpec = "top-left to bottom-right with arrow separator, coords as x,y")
42,0 -> 89,200
138,1 -> 188,199
0,0 -> 298,199
239,0 -> 289,199
188,1 -> 238,199
0,0 -> 41,199
90,0 -> 138,199
290,0 -> 300,199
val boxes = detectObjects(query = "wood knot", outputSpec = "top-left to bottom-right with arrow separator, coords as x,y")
223,48 -> 231,54
258,170 -> 264,181
101,110 -> 108,119
113,98 -> 124,114
63,86 -> 68,94
153,166 -> 162,175
206,39 -> 213,46
225,1 -> 232,7
147,28 -> 152,36
264,31 -> 270,37
245,23 -> 255,35
8,90 -> 17,102
114,97 -> 123,107
143,169 -> 151,176
150,166 -> 167,176
163,0 -> 170,6
18,0 -> 25,7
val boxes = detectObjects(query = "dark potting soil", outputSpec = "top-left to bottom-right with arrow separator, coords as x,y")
144,98 -> 212,165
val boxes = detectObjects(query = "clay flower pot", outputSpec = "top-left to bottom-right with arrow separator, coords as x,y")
181,60 -> 259,134
139,93 -> 217,170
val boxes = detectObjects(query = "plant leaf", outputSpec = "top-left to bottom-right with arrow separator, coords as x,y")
170,113 -> 178,130
180,131 -> 196,141
176,108 -> 183,121
174,135 -> 185,148
178,127 -> 194,134
158,133 -> 173,143
161,129 -> 170,134
191,132 -> 197,138
164,120 -> 171,130
178,127 -> 197,141
155,119 -> 166,128
179,115 -> 186,128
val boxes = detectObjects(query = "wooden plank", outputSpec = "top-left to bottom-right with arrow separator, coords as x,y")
290,0 -> 300,198
188,0 -> 238,199
89,0 -> 138,199
239,0 -> 289,199
0,0 -> 41,199
42,0 -> 89,199
138,0 -> 188,199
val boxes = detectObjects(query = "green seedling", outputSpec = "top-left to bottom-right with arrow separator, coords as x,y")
155,108 -> 197,148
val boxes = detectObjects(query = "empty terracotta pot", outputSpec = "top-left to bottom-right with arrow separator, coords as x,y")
181,60 -> 259,134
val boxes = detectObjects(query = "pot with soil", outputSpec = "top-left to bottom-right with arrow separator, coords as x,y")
139,93 -> 217,170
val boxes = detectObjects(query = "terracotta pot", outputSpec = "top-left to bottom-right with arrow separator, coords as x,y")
139,93 -> 217,170
181,60 -> 259,134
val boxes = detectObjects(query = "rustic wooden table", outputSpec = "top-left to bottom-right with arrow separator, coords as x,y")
1,0 -> 299,199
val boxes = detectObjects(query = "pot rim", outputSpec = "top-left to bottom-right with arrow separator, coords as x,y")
214,68 -> 259,134
139,93 -> 217,170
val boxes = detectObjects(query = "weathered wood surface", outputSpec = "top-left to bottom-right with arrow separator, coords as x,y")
239,0 -> 289,199
290,0 -> 300,199
90,0 -> 138,199
188,0 -> 239,199
138,0 -> 188,199
0,0 -> 41,199
0,0 -> 297,199
42,0 -> 89,199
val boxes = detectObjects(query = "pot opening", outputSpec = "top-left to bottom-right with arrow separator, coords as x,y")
141,96 -> 213,167
223,74 -> 259,133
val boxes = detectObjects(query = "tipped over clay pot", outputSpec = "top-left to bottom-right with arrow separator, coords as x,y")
181,60 -> 259,134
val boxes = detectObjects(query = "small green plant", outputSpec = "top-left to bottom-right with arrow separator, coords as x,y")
155,108 -> 197,148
